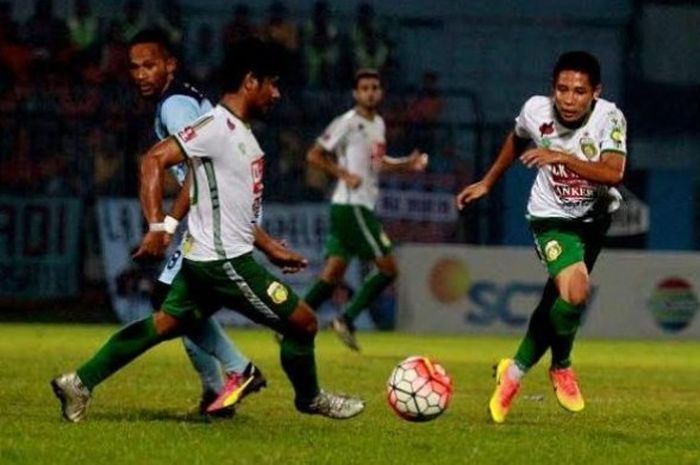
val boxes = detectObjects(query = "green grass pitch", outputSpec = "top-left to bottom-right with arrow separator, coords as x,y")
1,323 -> 699,465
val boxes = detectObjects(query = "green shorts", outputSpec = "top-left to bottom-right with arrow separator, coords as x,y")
529,215 -> 611,278
162,253 -> 299,329
326,204 -> 392,260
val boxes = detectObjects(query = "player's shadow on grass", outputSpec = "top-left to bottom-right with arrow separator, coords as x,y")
91,409 -> 216,424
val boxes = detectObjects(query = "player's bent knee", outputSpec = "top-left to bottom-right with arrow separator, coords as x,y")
287,304 -> 318,338
376,256 -> 398,278
153,311 -> 182,339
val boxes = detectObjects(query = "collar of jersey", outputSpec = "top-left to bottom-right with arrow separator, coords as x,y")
219,102 -> 252,129
553,99 -> 597,131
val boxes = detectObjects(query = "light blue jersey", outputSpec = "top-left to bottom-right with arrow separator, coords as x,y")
154,80 -> 213,185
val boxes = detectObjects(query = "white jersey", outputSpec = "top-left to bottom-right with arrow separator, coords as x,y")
514,96 -> 627,219
318,108 -> 386,210
174,105 -> 264,261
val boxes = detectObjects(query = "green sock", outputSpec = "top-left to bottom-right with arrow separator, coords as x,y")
76,317 -> 166,391
514,279 -> 558,370
549,297 -> 584,369
304,279 -> 335,311
280,334 -> 320,409
343,272 -> 395,322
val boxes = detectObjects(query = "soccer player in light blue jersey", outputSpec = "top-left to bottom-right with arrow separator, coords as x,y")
126,29 -> 265,416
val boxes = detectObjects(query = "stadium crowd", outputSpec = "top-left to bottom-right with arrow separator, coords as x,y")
0,0 -> 468,200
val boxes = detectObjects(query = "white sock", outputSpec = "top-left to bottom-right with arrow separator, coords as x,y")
507,362 -> 526,381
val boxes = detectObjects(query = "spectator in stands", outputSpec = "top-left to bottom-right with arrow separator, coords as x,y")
118,0 -> 148,43
67,0 -> 99,53
262,1 -> 298,53
405,71 -> 444,155
188,23 -> 217,86
21,0 -> 70,64
100,20 -> 129,83
0,18 -> 32,83
301,1 -> 340,88
350,3 -> 389,73
260,1 -> 300,84
0,2 -> 17,43
154,0 -> 184,53
222,4 -> 257,55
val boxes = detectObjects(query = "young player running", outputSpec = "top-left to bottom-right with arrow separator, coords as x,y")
304,69 -> 428,351
51,37 -> 364,422
456,51 -> 627,423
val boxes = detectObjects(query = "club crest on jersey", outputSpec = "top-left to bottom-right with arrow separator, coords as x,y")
178,126 -> 196,142
380,231 -> 392,247
579,136 -> 598,159
539,121 -> 555,137
544,240 -> 562,262
267,282 -> 289,304
610,126 -> 625,147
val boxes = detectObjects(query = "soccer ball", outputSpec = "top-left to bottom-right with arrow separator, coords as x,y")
386,356 -> 453,422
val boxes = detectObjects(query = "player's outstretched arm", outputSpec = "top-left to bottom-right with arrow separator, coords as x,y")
520,149 -> 625,185
455,131 -> 528,210
381,149 -> 429,173
306,143 -> 362,189
253,226 -> 308,274
133,138 -> 187,261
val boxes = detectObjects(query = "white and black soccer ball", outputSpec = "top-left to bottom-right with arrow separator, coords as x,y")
386,355 -> 453,422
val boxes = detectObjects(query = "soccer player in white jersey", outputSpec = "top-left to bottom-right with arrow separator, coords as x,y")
51,38 -> 364,422
126,29 -> 264,417
456,51 -> 627,423
304,69 -> 428,351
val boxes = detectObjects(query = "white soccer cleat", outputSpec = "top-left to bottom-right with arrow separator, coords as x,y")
51,373 -> 91,423
331,317 -> 361,352
301,390 -> 365,419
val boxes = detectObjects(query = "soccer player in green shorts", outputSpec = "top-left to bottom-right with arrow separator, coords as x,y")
456,51 -> 627,423
50,38 -> 364,422
304,69 -> 428,351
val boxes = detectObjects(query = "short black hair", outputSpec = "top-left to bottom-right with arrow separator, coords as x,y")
129,28 -> 173,56
353,68 -> 380,88
220,37 -> 284,92
552,51 -> 601,87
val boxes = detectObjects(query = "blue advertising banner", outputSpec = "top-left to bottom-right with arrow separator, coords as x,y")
0,196 -> 82,299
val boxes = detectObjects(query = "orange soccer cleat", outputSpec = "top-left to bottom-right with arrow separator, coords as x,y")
549,366 -> 585,413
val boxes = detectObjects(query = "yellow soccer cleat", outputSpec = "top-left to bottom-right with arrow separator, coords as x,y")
549,367 -> 585,413
206,363 -> 267,414
488,359 -> 521,424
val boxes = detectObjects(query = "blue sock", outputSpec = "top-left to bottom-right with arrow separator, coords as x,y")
187,318 -> 250,376
182,337 -> 224,394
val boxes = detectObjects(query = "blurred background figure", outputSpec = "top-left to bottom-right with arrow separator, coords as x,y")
66,0 -> 99,53
221,3 -> 256,55
301,0 -> 340,88
117,0 -> 147,43
154,0 -> 184,53
260,1 -> 300,85
350,3 -> 389,74
405,71 -> 444,156
187,23 -> 216,86
22,0 -> 69,64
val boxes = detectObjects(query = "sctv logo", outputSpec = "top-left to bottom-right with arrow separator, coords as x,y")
427,257 -> 597,328
465,281 -> 597,327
